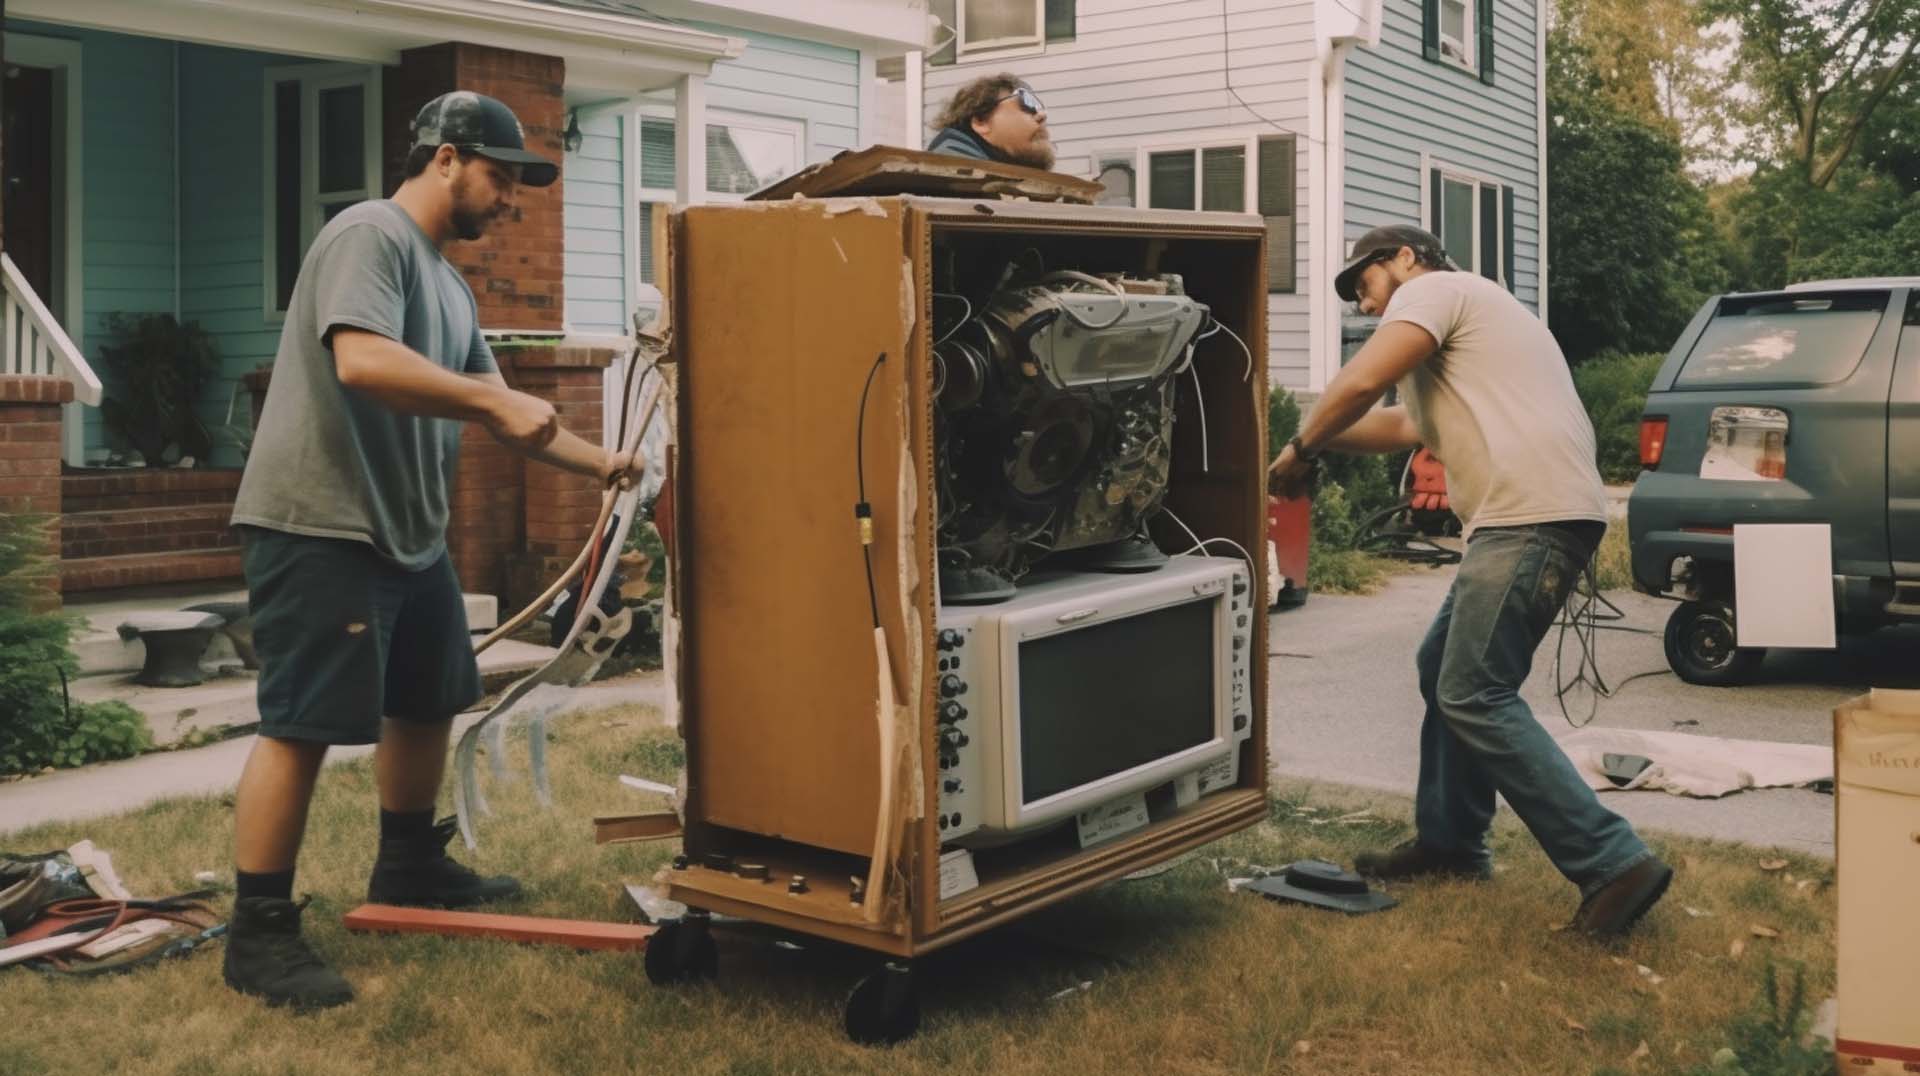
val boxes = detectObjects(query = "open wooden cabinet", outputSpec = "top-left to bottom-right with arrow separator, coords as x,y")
645,194 -> 1270,1040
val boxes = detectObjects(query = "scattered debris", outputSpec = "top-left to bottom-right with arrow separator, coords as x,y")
624,883 -> 687,925
1047,980 -> 1094,1002
1730,939 -> 1747,959
1563,1015 -> 1590,1034
1636,964 -> 1665,986
1626,1040 -> 1651,1066
1498,980 -> 1510,996
1291,1041 -> 1313,1057
1758,858 -> 1789,872
1242,861 -> 1397,915
1684,905 -> 1715,918
1749,924 -> 1780,939
618,774 -> 676,796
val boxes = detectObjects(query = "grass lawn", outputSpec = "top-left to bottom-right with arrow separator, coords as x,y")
0,703 -> 1834,1076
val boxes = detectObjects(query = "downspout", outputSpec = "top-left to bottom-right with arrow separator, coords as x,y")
173,41 -> 181,320
904,49 -> 924,147
1306,49 -> 1327,394
1535,0 -> 1548,323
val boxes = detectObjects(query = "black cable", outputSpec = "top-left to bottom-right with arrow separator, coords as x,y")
1552,557 -> 1672,728
854,352 -> 887,630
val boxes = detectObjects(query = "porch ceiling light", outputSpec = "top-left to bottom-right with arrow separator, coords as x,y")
564,110 -> 584,154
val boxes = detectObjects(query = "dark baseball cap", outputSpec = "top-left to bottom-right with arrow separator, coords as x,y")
1333,224 -> 1451,302
410,91 -> 559,188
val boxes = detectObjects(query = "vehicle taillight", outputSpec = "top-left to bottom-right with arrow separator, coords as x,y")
1638,417 -> 1668,469
1700,406 -> 1789,482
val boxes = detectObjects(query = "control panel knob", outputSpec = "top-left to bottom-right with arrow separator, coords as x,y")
939,700 -> 964,723
1232,636 -> 1245,651
938,629 -> 963,650
1231,576 -> 1248,595
944,779 -> 962,793
940,673 -> 965,698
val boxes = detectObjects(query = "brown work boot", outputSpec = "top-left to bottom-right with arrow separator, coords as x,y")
1353,838 -> 1492,882
1571,856 -> 1673,938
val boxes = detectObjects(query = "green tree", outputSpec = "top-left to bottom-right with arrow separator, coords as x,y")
1547,31 -> 1725,361
1701,0 -> 1920,188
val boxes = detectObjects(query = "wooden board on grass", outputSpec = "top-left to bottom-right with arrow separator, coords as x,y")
343,904 -> 654,951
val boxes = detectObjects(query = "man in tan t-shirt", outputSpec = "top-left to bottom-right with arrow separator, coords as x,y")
1267,224 -> 1671,938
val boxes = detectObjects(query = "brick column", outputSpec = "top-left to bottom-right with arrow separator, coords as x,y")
384,43 -> 566,333
499,343 -> 613,609
0,376 -> 72,610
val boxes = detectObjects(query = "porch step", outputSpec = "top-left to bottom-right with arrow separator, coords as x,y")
68,638 -> 556,747
60,503 -> 237,560
61,547 -> 243,594
60,468 -> 241,512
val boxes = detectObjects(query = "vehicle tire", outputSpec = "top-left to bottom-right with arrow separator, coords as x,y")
1662,600 -> 1765,686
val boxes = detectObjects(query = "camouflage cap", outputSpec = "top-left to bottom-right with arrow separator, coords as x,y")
410,91 -> 559,188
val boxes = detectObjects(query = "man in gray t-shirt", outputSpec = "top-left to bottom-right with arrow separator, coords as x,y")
223,92 -> 637,1012
1267,225 -> 1671,941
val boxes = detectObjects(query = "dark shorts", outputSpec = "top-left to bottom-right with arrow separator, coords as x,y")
241,526 -> 482,745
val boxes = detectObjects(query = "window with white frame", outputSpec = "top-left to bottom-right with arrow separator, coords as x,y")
1438,0 -> 1474,69
1425,159 -> 1513,289
633,108 -> 806,283
958,0 -> 1044,56
1098,134 -> 1296,292
264,64 -> 381,315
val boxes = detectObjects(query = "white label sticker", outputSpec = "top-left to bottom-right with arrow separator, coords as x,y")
1196,755 -> 1237,795
1075,793 -> 1150,848
938,848 -> 979,899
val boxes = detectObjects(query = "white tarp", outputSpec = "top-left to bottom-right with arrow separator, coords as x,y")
1561,728 -> 1831,798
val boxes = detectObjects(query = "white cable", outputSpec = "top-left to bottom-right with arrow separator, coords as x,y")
932,292 -> 972,346
1187,362 -> 1209,473
1159,506 -> 1258,570
1210,316 -> 1254,382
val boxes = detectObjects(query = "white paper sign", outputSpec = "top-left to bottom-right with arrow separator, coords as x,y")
1733,523 -> 1836,648
937,849 -> 980,899
1075,793 -> 1150,848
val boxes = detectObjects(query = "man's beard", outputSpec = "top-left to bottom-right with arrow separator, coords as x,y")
451,205 -> 492,241
1008,136 -> 1055,171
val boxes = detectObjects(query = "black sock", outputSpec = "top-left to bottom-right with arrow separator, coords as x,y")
235,868 -> 295,903
379,808 -> 436,844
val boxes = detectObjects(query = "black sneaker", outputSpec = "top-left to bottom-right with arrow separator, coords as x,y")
1571,855 -> 1673,938
223,896 -> 353,1011
367,817 -> 522,908
1353,838 -> 1493,882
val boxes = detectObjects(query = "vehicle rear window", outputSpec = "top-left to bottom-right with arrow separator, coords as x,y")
1674,292 -> 1887,388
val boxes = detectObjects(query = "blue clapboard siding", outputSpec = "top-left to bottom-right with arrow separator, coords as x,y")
563,110 -> 627,335
701,25 -> 861,162
178,42 -> 314,467
920,0 -> 1319,392
9,21 -> 177,459
1344,0 -> 1544,313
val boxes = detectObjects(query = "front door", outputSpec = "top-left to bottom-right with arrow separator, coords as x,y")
2,63 -> 56,306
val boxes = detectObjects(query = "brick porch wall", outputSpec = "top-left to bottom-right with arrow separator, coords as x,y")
384,43 -> 566,333
498,342 -> 612,608
0,376 -> 73,610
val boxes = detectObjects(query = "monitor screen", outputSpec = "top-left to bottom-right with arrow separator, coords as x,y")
1018,596 -> 1216,804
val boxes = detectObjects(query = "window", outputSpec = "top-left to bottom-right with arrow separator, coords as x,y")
1674,294 -> 1887,389
930,0 -> 1075,64
1100,133 -> 1296,292
1422,0 -> 1495,84
263,64 -> 381,316
1425,159 -> 1514,291
633,108 -> 806,283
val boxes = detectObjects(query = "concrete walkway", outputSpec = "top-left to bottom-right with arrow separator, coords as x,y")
0,672 -> 668,836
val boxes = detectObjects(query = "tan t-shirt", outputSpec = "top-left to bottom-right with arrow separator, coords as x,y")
1380,270 -> 1607,537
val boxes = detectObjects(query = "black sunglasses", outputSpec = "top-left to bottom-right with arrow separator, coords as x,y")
993,88 -> 1045,116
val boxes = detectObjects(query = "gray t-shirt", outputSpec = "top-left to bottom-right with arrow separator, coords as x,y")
232,199 -> 496,569
1380,270 -> 1608,537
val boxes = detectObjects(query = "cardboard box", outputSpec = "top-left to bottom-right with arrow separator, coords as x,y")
1835,690 -> 1920,1070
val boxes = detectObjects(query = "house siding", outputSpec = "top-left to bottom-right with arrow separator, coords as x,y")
1343,0 -> 1543,312
704,26 -> 862,160
179,43 -> 315,467
563,110 -> 627,335
922,0 -> 1319,391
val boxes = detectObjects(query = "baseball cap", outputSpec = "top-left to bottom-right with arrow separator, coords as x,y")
1333,224 -> 1452,302
410,91 -> 559,188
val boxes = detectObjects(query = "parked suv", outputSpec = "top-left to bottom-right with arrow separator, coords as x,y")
1628,277 -> 1920,685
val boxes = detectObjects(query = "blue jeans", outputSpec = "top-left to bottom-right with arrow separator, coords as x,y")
1413,522 -> 1649,896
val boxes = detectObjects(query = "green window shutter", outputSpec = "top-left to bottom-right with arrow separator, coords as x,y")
1045,0 -> 1076,41
1423,0 -> 1441,62
1479,183 -> 1499,282
1477,0 -> 1495,84
931,0 -> 957,65
1502,185 -> 1517,293
1428,167 -> 1442,232
1258,136 -> 1296,293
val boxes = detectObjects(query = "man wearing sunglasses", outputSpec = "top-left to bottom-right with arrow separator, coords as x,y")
927,74 -> 1056,170
1267,224 -> 1672,940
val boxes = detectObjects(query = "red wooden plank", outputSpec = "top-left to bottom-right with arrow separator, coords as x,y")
342,903 -> 654,951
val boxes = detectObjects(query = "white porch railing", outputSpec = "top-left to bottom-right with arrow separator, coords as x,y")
1,251 -> 100,405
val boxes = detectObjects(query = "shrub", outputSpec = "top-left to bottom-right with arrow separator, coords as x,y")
1572,351 -> 1666,483
0,513 -> 150,774
1681,963 -> 1832,1076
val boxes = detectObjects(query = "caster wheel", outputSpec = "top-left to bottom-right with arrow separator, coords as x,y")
644,916 -> 718,986
1663,600 -> 1765,686
845,961 -> 920,1046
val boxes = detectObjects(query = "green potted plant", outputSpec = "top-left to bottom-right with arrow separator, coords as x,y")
96,312 -> 219,467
